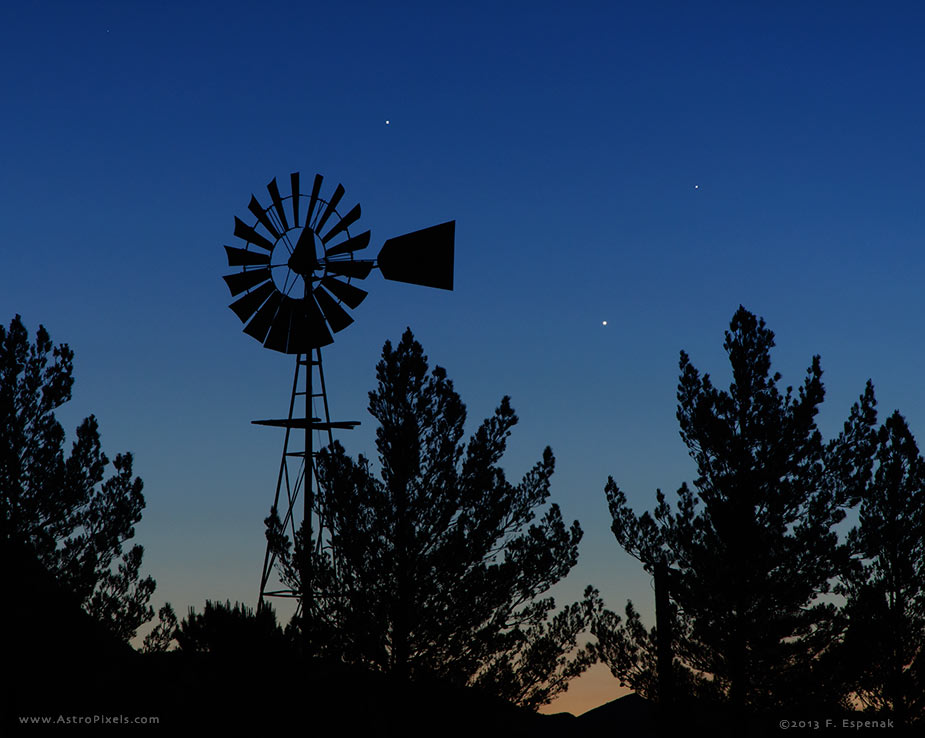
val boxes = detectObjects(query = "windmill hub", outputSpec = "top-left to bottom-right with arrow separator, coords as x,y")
287,227 -> 319,279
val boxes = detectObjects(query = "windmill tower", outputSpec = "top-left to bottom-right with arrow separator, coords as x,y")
221,172 -> 454,613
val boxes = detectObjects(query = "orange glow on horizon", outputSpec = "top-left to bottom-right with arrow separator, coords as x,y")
538,663 -> 632,716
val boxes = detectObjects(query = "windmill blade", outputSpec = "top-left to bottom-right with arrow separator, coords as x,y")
325,259 -> 374,280
306,174 -> 323,228
378,221 -> 455,290
305,294 -> 334,348
248,195 -> 281,240
263,296 -> 295,353
225,245 -> 271,267
243,291 -> 283,343
325,229 -> 370,257
234,217 -> 275,251
286,302 -> 308,354
321,203 -> 361,244
287,300 -> 320,353
223,267 -> 272,297
267,178 -> 290,232
315,183 -> 345,235
229,281 -> 275,323
314,285 -> 354,333
290,172 -> 300,227
321,276 -> 367,309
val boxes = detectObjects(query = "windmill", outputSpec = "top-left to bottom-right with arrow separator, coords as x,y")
222,172 -> 454,612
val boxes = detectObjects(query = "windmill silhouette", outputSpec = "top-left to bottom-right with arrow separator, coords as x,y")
222,172 -> 454,611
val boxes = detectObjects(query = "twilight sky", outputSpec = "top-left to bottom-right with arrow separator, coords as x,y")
3,0 -> 925,715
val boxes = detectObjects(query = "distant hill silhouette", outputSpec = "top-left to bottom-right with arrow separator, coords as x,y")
2,543 -> 566,736
573,692 -> 916,737
576,693 -> 655,734
4,538 -> 138,724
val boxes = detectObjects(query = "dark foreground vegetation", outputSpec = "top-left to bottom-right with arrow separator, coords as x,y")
3,312 -> 923,734
3,472 -> 916,735
3,555 -> 909,737
3,543 -> 905,736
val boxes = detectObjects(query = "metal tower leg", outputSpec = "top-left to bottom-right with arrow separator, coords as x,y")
255,348 -> 357,619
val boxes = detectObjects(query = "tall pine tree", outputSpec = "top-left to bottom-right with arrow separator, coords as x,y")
598,307 -> 857,711
0,314 -> 155,642
265,329 -> 599,709
836,407 -> 925,725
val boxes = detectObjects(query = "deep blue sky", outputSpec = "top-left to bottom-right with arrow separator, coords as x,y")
3,1 -> 925,714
